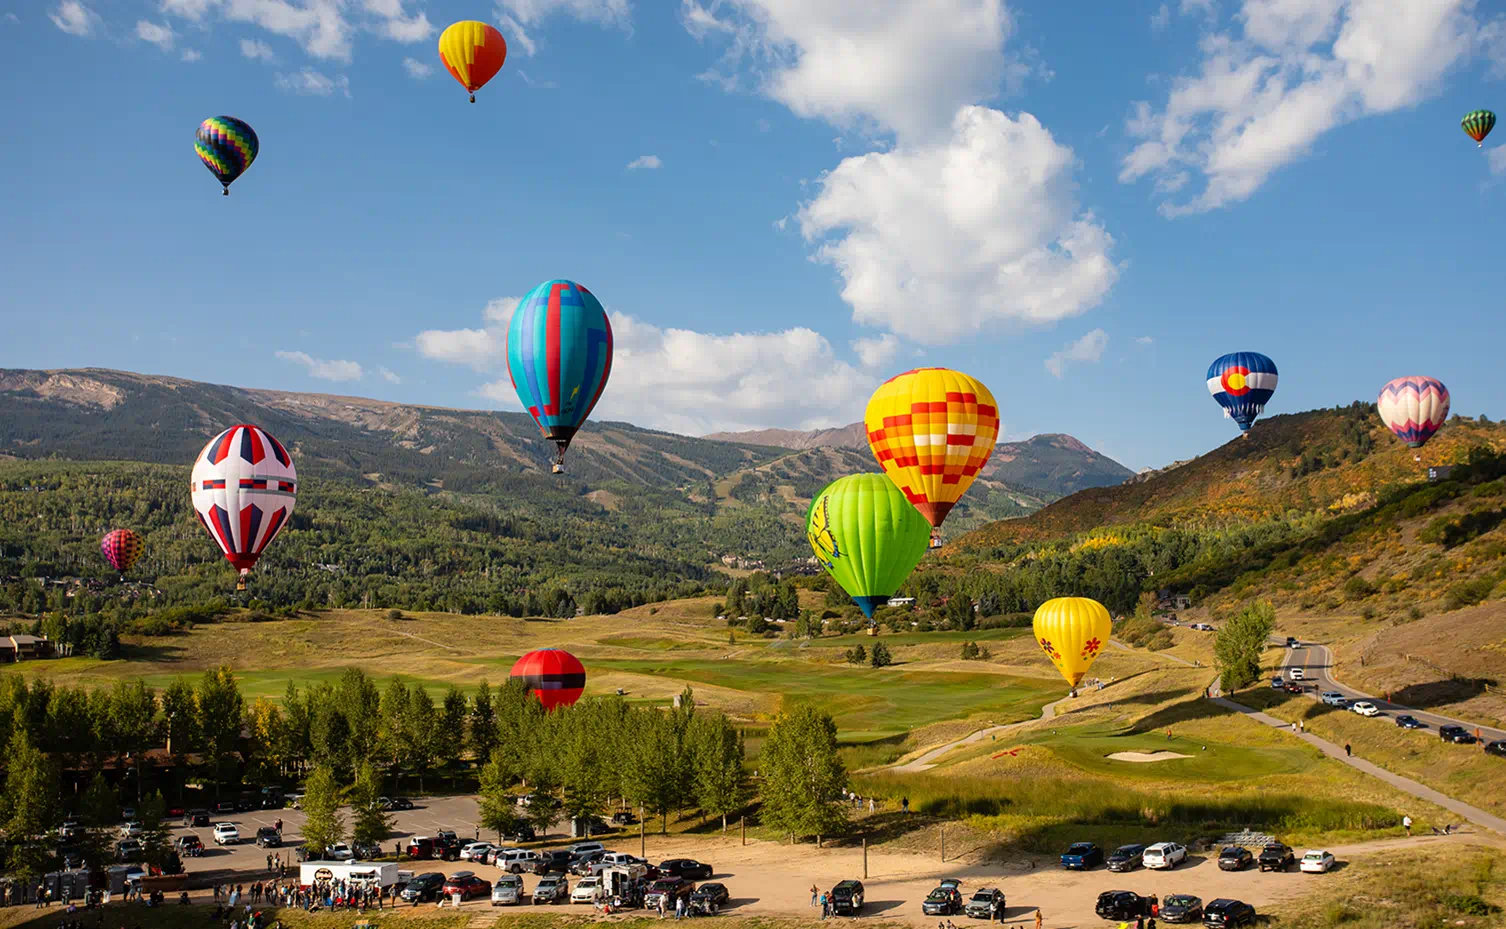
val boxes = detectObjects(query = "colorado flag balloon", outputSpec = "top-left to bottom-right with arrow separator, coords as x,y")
1378,377 -> 1451,449
195,116 -> 258,195
101,529 -> 144,574
1032,597 -> 1112,689
505,280 -> 614,473
190,425 -> 296,590
806,474 -> 932,618
864,368 -> 1000,528
1207,352 -> 1278,433
438,21 -> 507,102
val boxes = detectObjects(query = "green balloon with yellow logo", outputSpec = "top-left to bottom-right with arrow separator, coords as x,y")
806,473 -> 932,618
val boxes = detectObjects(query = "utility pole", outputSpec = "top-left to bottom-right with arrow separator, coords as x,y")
863,838 -> 868,878
740,818 -> 746,847
940,822 -> 945,862
640,806 -> 646,859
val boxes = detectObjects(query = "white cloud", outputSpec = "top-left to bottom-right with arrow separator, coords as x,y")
136,19 -> 175,47
850,333 -> 900,369
413,297 -> 520,371
50,1 -> 99,36
181,47 -> 202,61
275,68 -> 351,96
158,0 -> 432,62
1122,0 -> 1490,215
797,105 -> 1119,345
275,350 -> 364,381
679,0 -> 1037,141
496,12 -> 537,56
1151,3 -> 1171,32
3,12 -> 19,23
1181,0 -> 1216,16
626,154 -> 662,170
1489,146 -> 1506,176
1045,328 -> 1108,379
402,56 -> 431,78
516,69 -> 558,88
498,0 -> 631,28
1135,335 -> 1155,345
240,38 -> 275,60
479,313 -> 876,434
364,0 -> 431,42
378,366 -> 402,384
482,296 -> 520,326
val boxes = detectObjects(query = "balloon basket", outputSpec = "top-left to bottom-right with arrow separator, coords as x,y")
552,464 -> 564,475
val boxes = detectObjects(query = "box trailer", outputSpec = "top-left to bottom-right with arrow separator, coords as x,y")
299,860 -> 399,888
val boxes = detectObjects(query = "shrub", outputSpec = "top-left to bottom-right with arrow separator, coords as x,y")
385,609 -> 404,620
1442,894 -> 1500,917
1359,606 -> 1376,620
1342,576 -> 1375,600
1446,578 -> 1494,611
870,642 -> 893,668
1408,605 -> 1424,621
845,645 -> 867,665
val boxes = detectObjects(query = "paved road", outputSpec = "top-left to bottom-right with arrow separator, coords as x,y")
1281,642 -> 1506,743
1212,697 -> 1506,836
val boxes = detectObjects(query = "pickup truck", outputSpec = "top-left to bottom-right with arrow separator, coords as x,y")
1060,842 -> 1103,870
1258,843 -> 1295,872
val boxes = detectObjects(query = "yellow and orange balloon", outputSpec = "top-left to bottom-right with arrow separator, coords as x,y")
864,368 -> 1000,528
1033,597 -> 1112,689
438,21 -> 507,103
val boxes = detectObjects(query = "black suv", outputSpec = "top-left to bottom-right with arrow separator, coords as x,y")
1096,891 -> 1149,921
1217,846 -> 1253,871
1160,894 -> 1203,924
963,888 -> 1005,920
1106,844 -> 1147,872
1440,725 -> 1478,744
1203,898 -> 1257,927
254,826 -> 282,848
532,850 -> 574,874
1486,740 -> 1506,758
185,809 -> 211,827
658,859 -> 714,880
1258,843 -> 1294,872
829,880 -> 865,915
400,872 -> 445,903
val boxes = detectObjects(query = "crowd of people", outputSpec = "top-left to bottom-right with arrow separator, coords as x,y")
215,877 -> 391,912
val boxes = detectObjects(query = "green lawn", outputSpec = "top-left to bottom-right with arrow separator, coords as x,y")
811,627 -> 1032,648
1010,722 -> 1323,782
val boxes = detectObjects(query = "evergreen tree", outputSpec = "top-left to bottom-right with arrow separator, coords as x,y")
870,641 -> 893,667
138,791 -> 179,874
467,680 -> 498,765
300,765 -> 345,857
350,761 -> 393,848
691,714 -> 747,833
759,705 -> 847,842
438,685 -> 468,776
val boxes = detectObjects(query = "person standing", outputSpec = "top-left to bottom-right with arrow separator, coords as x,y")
1344,742 -> 1352,757
810,885 -> 818,907
1035,907 -> 1043,929
1403,815 -> 1412,837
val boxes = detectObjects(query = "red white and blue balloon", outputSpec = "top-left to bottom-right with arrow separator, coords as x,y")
190,424 -> 297,584
1378,377 -> 1450,449
1207,352 -> 1278,433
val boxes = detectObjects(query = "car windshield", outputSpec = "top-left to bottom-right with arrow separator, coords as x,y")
1304,853 -> 1325,860
1067,844 -> 1093,853
926,890 -> 949,900
970,893 -> 993,902
1220,848 -> 1243,856
1165,895 -> 1198,906
649,882 -> 674,892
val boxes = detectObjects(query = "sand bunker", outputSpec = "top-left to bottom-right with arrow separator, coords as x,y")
1107,750 -> 1192,763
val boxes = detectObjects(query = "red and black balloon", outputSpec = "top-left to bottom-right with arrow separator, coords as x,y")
509,648 -> 586,710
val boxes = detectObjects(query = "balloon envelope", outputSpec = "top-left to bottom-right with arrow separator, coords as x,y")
1206,352 -> 1278,432
864,368 -> 1000,527
807,474 -> 932,618
510,648 -> 585,710
195,116 -> 258,193
1033,597 -> 1112,688
505,280 -> 614,468
101,529 -> 143,574
1378,376 -> 1450,449
190,425 -> 297,579
438,21 -> 507,99
1462,109 -> 1495,145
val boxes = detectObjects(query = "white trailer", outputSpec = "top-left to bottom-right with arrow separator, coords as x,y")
299,860 -> 399,889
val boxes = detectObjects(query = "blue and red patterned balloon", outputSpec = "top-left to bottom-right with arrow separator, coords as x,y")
190,424 -> 296,589
505,280 -> 614,473
195,116 -> 258,196
1207,352 -> 1278,433
1378,376 -> 1450,449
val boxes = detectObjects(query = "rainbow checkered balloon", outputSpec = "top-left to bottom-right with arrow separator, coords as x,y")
195,116 -> 258,195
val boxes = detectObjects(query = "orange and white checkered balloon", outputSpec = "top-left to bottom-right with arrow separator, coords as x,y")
863,367 -> 999,527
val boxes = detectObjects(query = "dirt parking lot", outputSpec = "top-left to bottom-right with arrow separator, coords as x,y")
163,796 -> 1490,926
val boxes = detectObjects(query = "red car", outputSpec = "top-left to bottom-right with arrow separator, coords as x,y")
441,872 -> 490,901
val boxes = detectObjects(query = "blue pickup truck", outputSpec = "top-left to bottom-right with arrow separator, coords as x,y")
1060,842 -> 1104,870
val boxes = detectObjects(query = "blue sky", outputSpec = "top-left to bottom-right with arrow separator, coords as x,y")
2,0 -> 1505,471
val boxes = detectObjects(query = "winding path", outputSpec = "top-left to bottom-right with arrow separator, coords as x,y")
892,694 -> 1073,773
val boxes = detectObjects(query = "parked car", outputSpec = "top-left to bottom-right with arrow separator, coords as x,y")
442,872 -> 490,901
58,821 -> 80,840
353,843 -> 383,860
534,850 -> 575,875
212,823 -> 239,846
829,880 -> 865,916
497,849 -> 541,873
569,850 -> 607,875
1106,844 -> 1146,872
116,839 -> 143,861
491,874 -> 524,906
504,824 -> 537,843
1395,715 -> 1427,729
1350,701 -> 1381,717
1320,692 -> 1347,706
259,787 -> 285,809
963,888 -> 1005,920
570,876 -> 605,904
1258,843 -> 1295,872
1095,891 -> 1149,921
1216,846 -> 1253,871
1143,842 -> 1188,870
213,801 -> 236,815
610,811 -> 637,826
460,842 -> 496,862
255,826 -> 282,849
383,797 -> 415,811
121,806 -> 136,821
407,837 -> 438,860
658,858 -> 713,880
644,877 -> 692,910
184,809 -> 212,827
1299,850 -> 1336,874
1159,894 -> 1203,924
175,834 -> 203,857
690,882 -> 730,913
1202,898 -> 1257,927
235,796 -> 257,812
434,831 -> 463,860
1060,842 -> 1103,870
922,879 -> 963,916
326,843 -> 355,862
1486,740 -> 1506,758
285,793 -> 305,810
119,821 -> 143,838
400,872 -> 445,903
1440,725 -> 1479,744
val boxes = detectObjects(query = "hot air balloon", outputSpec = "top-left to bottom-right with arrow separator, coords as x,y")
807,474 -> 932,619
101,529 -> 144,575
510,648 -> 585,710
1378,376 -> 1451,450
1207,352 -> 1278,434
438,21 -> 507,103
190,424 -> 296,591
195,116 -> 258,196
864,368 -> 1000,529
1032,597 -> 1112,692
1462,109 -> 1495,147
505,279 -> 614,474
